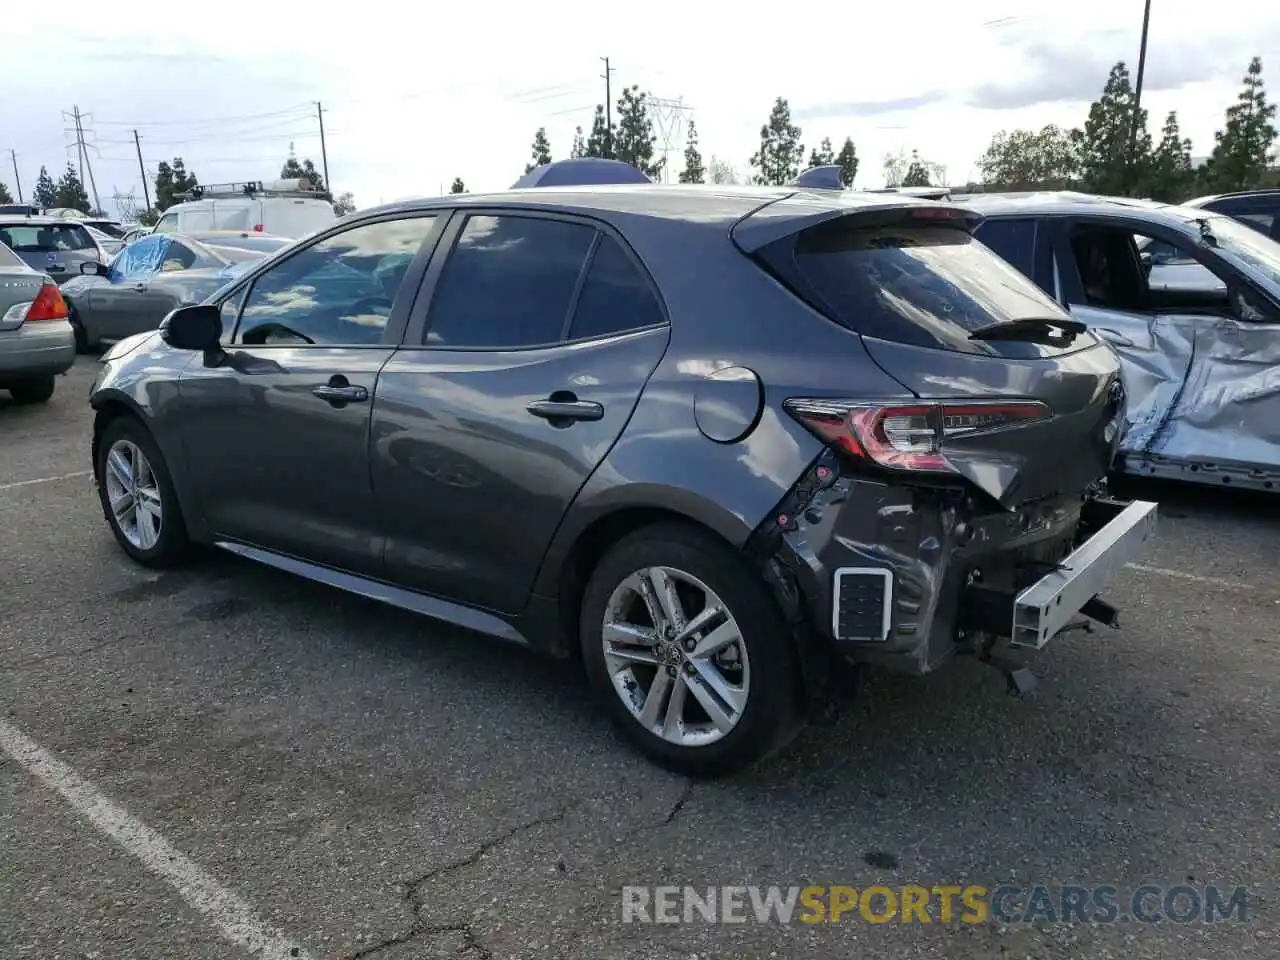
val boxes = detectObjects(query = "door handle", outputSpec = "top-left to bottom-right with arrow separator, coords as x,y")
312,383 -> 369,403
526,396 -> 604,423
133,282 -> 148,293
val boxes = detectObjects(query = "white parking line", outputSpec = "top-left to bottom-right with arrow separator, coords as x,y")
1125,563 -> 1254,591
0,471 -> 92,493
0,719 -> 315,960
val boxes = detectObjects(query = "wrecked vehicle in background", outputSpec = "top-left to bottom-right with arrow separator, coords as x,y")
965,192 -> 1280,492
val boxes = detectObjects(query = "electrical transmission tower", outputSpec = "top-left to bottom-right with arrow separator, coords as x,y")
109,188 -> 142,222
647,96 -> 692,183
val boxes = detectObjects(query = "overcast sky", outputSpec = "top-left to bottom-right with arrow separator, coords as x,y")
3,0 -> 1278,218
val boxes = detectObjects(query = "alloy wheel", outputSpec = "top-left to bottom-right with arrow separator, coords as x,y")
103,439 -> 163,550
601,565 -> 750,747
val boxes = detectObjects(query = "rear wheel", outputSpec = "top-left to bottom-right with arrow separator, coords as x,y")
69,305 -> 95,353
94,417 -> 191,568
8,376 -> 55,404
580,523 -> 804,776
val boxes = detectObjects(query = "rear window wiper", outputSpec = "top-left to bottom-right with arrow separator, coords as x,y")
969,317 -> 1088,344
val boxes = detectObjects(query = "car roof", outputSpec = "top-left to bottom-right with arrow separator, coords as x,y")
351,183 -> 936,226
955,191 -> 1224,229
1184,187 -> 1280,207
0,215 -> 87,226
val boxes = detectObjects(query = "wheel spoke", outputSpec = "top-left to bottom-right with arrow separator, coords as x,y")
646,568 -> 686,630
688,658 -> 747,723
109,491 -> 133,518
684,668 -> 739,735
106,448 -> 132,490
672,604 -> 723,644
662,676 -> 688,739
603,621 -> 658,647
690,619 -> 740,659
638,669 -> 674,730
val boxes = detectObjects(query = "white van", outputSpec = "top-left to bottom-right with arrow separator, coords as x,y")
152,179 -> 337,240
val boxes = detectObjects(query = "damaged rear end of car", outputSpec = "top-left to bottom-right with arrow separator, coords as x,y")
734,194 -> 1158,693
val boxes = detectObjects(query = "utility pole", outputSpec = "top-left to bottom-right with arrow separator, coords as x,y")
600,57 -> 614,158
1129,0 -> 1153,189
316,102 -> 331,192
69,106 -> 102,213
133,130 -> 151,213
9,149 -> 22,203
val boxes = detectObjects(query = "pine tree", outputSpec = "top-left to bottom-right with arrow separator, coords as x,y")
585,106 -> 612,159
1199,57 -> 1278,193
835,137 -> 859,188
1076,62 -> 1152,196
751,97 -> 804,185
901,151 -> 932,187
154,157 -> 198,211
679,120 -> 705,183
1145,112 -> 1195,202
0,182 -> 12,204
570,126 -> 587,159
53,163 -> 91,213
807,137 -> 835,168
613,86 -> 662,179
33,166 -> 57,209
450,178 -> 467,194
526,128 -> 553,174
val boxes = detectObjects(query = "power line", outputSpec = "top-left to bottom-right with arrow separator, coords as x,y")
90,103 -> 316,128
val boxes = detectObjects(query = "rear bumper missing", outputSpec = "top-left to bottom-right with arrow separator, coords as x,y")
750,452 -> 1158,678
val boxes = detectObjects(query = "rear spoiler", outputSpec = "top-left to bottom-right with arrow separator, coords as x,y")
730,194 -> 984,253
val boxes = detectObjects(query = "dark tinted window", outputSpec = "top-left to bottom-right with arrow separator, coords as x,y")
568,235 -> 664,340
425,215 -> 595,348
160,241 -> 199,272
235,215 -> 435,346
792,222 -> 1084,357
975,218 -> 1037,277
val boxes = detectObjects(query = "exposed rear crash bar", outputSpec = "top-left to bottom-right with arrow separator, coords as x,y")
1012,499 -> 1159,649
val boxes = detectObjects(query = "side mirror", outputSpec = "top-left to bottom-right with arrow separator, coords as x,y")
81,261 -> 108,276
161,304 -> 222,351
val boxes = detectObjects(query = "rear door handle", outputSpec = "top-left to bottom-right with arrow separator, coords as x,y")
526,398 -> 604,423
312,384 -> 369,403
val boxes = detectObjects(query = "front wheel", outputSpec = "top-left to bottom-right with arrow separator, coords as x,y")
580,523 -> 803,777
94,417 -> 191,568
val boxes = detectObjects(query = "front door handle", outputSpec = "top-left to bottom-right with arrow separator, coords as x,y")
526,395 -> 604,423
133,282 -> 148,293
312,382 -> 369,404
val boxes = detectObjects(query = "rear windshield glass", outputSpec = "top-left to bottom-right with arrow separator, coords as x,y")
0,223 -> 97,252
792,223 -> 1088,356
85,221 -> 125,238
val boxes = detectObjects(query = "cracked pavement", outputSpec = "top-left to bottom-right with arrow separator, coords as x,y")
1,359 -> 1277,959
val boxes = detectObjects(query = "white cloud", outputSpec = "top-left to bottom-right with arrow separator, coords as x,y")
2,0 -> 1277,217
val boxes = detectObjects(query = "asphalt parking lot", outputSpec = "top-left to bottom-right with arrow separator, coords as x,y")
1,357 -> 1277,960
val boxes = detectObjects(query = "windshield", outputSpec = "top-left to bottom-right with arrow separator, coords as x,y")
0,223 -> 97,252
1197,214 -> 1280,291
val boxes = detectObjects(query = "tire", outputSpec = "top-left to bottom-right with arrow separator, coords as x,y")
94,416 -> 191,568
580,523 -> 804,777
69,305 -> 96,354
8,376 -> 55,404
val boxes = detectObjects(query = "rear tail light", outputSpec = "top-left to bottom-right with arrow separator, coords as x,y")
252,224 -> 264,232
784,398 -> 1051,473
24,282 -> 70,322
908,206 -> 965,220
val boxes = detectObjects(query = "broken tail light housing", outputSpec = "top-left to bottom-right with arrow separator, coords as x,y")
783,398 -> 1051,473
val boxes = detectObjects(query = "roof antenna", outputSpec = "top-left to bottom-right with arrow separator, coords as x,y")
790,165 -> 843,191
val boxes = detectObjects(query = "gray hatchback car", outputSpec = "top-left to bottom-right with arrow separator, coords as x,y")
89,161 -> 1157,775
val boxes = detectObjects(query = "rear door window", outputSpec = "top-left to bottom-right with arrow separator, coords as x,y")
974,218 -> 1038,277
790,221 -> 1086,357
567,235 -> 665,340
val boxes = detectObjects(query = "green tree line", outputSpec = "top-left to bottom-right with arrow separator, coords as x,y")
977,56 -> 1278,201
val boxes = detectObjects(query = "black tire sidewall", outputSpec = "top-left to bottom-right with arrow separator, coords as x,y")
95,417 -> 190,567
580,523 -> 803,776
9,376 -> 55,404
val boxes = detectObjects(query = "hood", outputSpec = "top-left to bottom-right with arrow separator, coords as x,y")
99,329 -> 161,363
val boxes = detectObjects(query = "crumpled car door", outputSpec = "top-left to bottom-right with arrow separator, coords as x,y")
1143,314 -> 1280,480
1069,304 -> 1196,455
